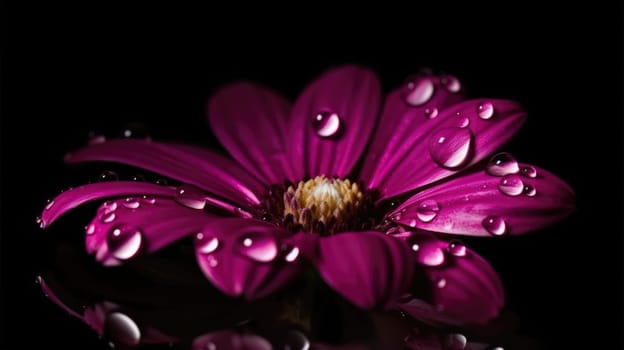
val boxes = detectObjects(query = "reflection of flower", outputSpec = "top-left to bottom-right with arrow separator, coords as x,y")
40,66 -> 574,329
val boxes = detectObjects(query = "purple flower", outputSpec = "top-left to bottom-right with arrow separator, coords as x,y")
40,65 -> 574,327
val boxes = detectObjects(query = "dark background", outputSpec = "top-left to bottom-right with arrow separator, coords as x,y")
2,3 -> 623,349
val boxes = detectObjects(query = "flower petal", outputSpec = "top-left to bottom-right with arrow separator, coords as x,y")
397,233 -> 504,326
194,218 -> 304,300
389,164 -> 575,236
65,139 -> 264,207
288,65 -> 381,178
368,99 -> 527,200
208,82 -> 300,184
360,74 -> 464,189
40,181 -> 176,228
315,231 -> 414,309
85,198 -> 216,265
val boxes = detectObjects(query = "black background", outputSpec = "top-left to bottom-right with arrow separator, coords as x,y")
2,3 -> 623,349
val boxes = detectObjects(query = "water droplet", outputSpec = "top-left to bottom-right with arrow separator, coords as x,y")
429,127 -> 473,169
486,153 -> 519,176
444,333 -> 467,350
207,255 -> 219,267
404,78 -> 435,106
195,233 -> 220,254
436,277 -> 447,288
411,243 -> 420,251
102,201 -> 118,212
441,75 -> 461,93
35,275 -> 42,285
416,199 -> 440,222
234,207 -> 253,218
122,197 -> 140,209
498,175 -> 524,196
237,234 -> 278,262
132,174 -> 146,182
477,102 -> 495,120
100,212 -> 117,223
99,171 -> 119,182
521,165 -> 537,178
86,223 -> 96,235
458,116 -> 470,128
279,330 -> 310,350
103,312 -> 141,346
35,216 -> 44,228
175,184 -> 207,210
142,195 -> 156,204
523,185 -> 537,197
487,347 -> 504,350
155,178 -> 168,186
313,111 -> 342,138
44,199 -> 55,210
424,107 -> 439,119
409,235 -> 446,267
284,246 -> 300,262
88,133 -> 107,145
482,216 -> 507,236
120,122 -> 150,140
447,240 -> 466,257
261,213 -> 272,221
107,225 -> 143,260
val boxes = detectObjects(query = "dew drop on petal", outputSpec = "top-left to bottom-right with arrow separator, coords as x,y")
107,225 -> 143,260
482,216 -> 507,236
284,246 -> 300,262
44,199 -> 55,211
523,185 -> 537,197
35,216 -> 44,228
424,107 -> 439,119
207,255 -> 219,267
99,171 -> 119,182
237,234 -> 278,262
86,223 -> 96,235
436,277 -> 447,288
313,111 -> 342,138
458,116 -> 470,128
155,178 -> 168,186
411,243 -> 420,252
429,127 -> 473,169
444,333 -> 467,350
521,165 -> 537,178
100,212 -> 116,223
441,75 -> 461,93
416,199 -> 440,222
404,78 -> 435,106
103,312 -> 141,346
195,233 -> 220,254
175,184 -> 207,210
142,195 -> 156,204
409,235 -> 446,267
102,201 -> 118,212
122,197 -> 140,209
498,175 -> 524,196
279,330 -> 310,350
477,101 -> 495,120
447,240 -> 466,257
486,152 -> 520,176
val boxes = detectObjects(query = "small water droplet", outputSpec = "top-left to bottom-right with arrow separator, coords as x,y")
155,178 -> 168,186
175,184 -> 207,209
261,213 -> 272,221
458,116 -> 470,128
102,201 -> 118,212
86,223 -> 96,235
498,175 -> 524,196
409,235 -> 446,267
207,255 -> 219,267
404,78 -> 435,106
132,174 -> 146,182
441,75 -> 461,93
99,171 -> 119,182
120,122 -> 150,140
429,127 -> 473,169
88,133 -> 107,145
436,277 -> 447,288
237,234 -> 278,262
313,111 -> 342,138
424,107 -> 439,119
444,333 -> 467,350
486,153 -> 520,176
195,233 -> 220,254
35,275 -> 42,285
103,312 -> 141,346
521,165 -> 537,178
107,225 -> 143,260
122,197 -> 140,209
411,243 -> 420,252
284,246 -> 300,262
44,199 -> 55,210
482,216 -> 507,236
416,199 -> 440,222
447,240 -> 466,257
100,212 -> 117,223
523,185 -> 537,196
477,102 -> 495,120
35,216 -> 44,228
142,195 -> 156,204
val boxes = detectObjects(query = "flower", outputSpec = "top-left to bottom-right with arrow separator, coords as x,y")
39,65 -> 574,328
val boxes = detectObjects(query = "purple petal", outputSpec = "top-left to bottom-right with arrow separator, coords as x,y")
397,233 -> 504,326
208,82 -> 301,184
40,181 -> 175,228
194,218 -> 304,299
192,330 -> 272,350
366,99 -> 527,200
315,231 -> 414,309
37,276 -> 83,319
360,74 -> 464,190
65,139 -> 264,206
288,65 -> 381,178
389,164 -> 575,236
85,198 -> 216,265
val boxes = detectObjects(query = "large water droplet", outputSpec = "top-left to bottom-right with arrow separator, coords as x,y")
447,240 -> 466,257
100,212 -> 116,223
313,111 -> 342,138
122,197 -> 140,209
175,184 -> 207,210
441,75 -> 461,93
99,171 -> 119,182
498,175 -> 524,196
416,199 -> 440,222
444,333 -> 467,350
486,153 -> 519,176
237,234 -> 278,262
107,225 -> 143,260
195,233 -> 220,254
404,78 -> 435,106
477,102 -> 495,120
424,107 -> 439,119
409,235 -> 446,267
523,185 -> 537,197
103,312 -> 141,346
520,165 -> 537,178
482,216 -> 507,236
429,127 -> 472,169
